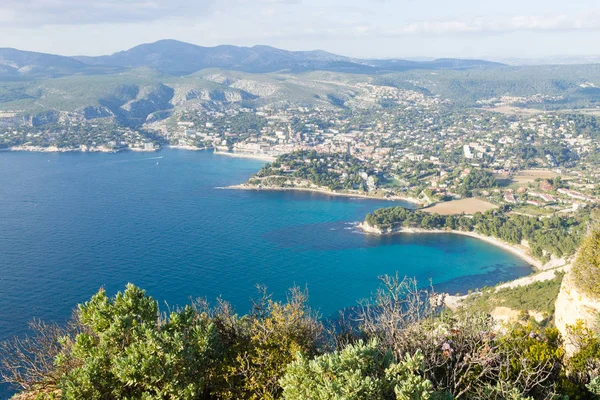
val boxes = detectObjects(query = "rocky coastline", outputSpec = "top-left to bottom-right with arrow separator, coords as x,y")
227,182 -> 423,205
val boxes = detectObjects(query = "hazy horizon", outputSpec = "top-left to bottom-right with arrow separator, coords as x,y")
3,38 -> 600,66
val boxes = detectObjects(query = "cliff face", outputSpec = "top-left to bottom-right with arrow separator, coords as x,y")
555,268 -> 600,354
358,221 -> 412,235
357,222 -> 385,234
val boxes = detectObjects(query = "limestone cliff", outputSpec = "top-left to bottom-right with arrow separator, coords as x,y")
555,266 -> 600,354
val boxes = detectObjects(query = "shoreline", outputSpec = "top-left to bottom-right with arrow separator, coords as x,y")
226,183 -> 422,205
358,223 -> 544,270
1,146 -> 274,160
213,151 -> 276,162
5,145 -> 157,153
166,145 -> 209,151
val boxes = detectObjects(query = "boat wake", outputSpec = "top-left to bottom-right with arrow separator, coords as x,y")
137,156 -> 164,162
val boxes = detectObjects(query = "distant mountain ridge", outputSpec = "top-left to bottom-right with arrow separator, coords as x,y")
0,48 -> 121,79
74,39 -> 505,75
0,48 -> 89,78
0,39 -> 505,79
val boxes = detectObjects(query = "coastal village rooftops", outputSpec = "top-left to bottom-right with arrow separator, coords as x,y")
504,191 -> 517,203
557,188 -> 597,202
529,192 -> 555,202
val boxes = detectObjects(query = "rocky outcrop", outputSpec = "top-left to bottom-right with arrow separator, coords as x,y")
357,222 -> 384,234
82,106 -> 113,120
31,110 -> 60,126
106,84 -> 174,126
230,79 -> 279,97
555,268 -> 600,354
184,89 -> 211,102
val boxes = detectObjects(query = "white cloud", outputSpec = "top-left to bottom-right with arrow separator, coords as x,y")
387,13 -> 600,35
0,0 -> 305,26
0,8 -> 17,23
1,0 -> 599,59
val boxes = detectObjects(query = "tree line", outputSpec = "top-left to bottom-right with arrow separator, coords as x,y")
365,207 -> 588,262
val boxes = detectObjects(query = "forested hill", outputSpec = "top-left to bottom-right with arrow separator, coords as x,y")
250,150 -> 377,192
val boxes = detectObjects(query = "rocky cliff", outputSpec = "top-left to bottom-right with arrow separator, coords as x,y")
555,266 -> 600,354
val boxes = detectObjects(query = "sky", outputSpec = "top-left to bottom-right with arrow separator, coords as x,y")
1,0 -> 600,60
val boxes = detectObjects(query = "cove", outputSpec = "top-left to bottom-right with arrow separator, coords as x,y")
0,148 -> 533,342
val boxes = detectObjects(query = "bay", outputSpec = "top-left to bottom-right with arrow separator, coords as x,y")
0,148 -> 532,340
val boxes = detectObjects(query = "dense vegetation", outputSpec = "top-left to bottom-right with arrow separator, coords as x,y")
0,122 -> 161,149
364,208 -> 588,262
254,150 -> 377,192
457,169 -> 498,197
572,226 -> 600,298
460,272 -> 565,324
462,169 -> 497,190
3,279 -> 600,399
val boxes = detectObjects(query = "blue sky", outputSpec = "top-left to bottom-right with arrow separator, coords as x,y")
1,0 -> 600,59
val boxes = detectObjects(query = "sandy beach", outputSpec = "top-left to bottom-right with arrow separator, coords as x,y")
225,183 -> 422,204
167,145 -> 209,151
358,222 -> 577,314
214,151 -> 276,162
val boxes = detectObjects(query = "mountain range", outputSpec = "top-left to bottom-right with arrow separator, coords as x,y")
0,39 -> 504,79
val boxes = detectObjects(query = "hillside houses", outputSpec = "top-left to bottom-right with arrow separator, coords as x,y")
557,188 -> 597,203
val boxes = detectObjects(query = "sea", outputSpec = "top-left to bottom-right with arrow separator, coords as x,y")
0,148 -> 532,394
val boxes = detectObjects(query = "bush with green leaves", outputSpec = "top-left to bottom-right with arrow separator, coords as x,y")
280,340 -> 435,400
588,377 -> 600,398
1,284 -> 325,400
477,382 -> 534,400
572,226 -> 600,299
3,278 -> 600,400
562,321 -> 600,399
58,284 -> 223,399
216,287 -> 324,400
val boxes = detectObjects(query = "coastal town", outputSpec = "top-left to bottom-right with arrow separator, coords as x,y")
166,85 -> 600,216
2,80 -> 600,217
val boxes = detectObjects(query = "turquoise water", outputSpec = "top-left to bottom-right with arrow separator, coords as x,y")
0,148 -> 532,339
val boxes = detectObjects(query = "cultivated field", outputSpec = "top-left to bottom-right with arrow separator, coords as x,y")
510,169 -> 560,184
423,198 -> 498,215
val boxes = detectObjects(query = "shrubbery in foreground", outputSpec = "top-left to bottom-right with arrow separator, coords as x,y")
2,278 -> 600,399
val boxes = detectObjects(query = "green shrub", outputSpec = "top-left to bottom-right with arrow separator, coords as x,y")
217,287 -> 323,400
460,272 -> 564,321
587,377 -> 600,398
280,340 -> 435,400
4,280 -> 600,399
58,284 -> 223,399
572,227 -> 600,298
566,321 -> 600,390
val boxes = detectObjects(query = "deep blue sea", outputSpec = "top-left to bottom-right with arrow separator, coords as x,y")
0,148 -> 532,394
